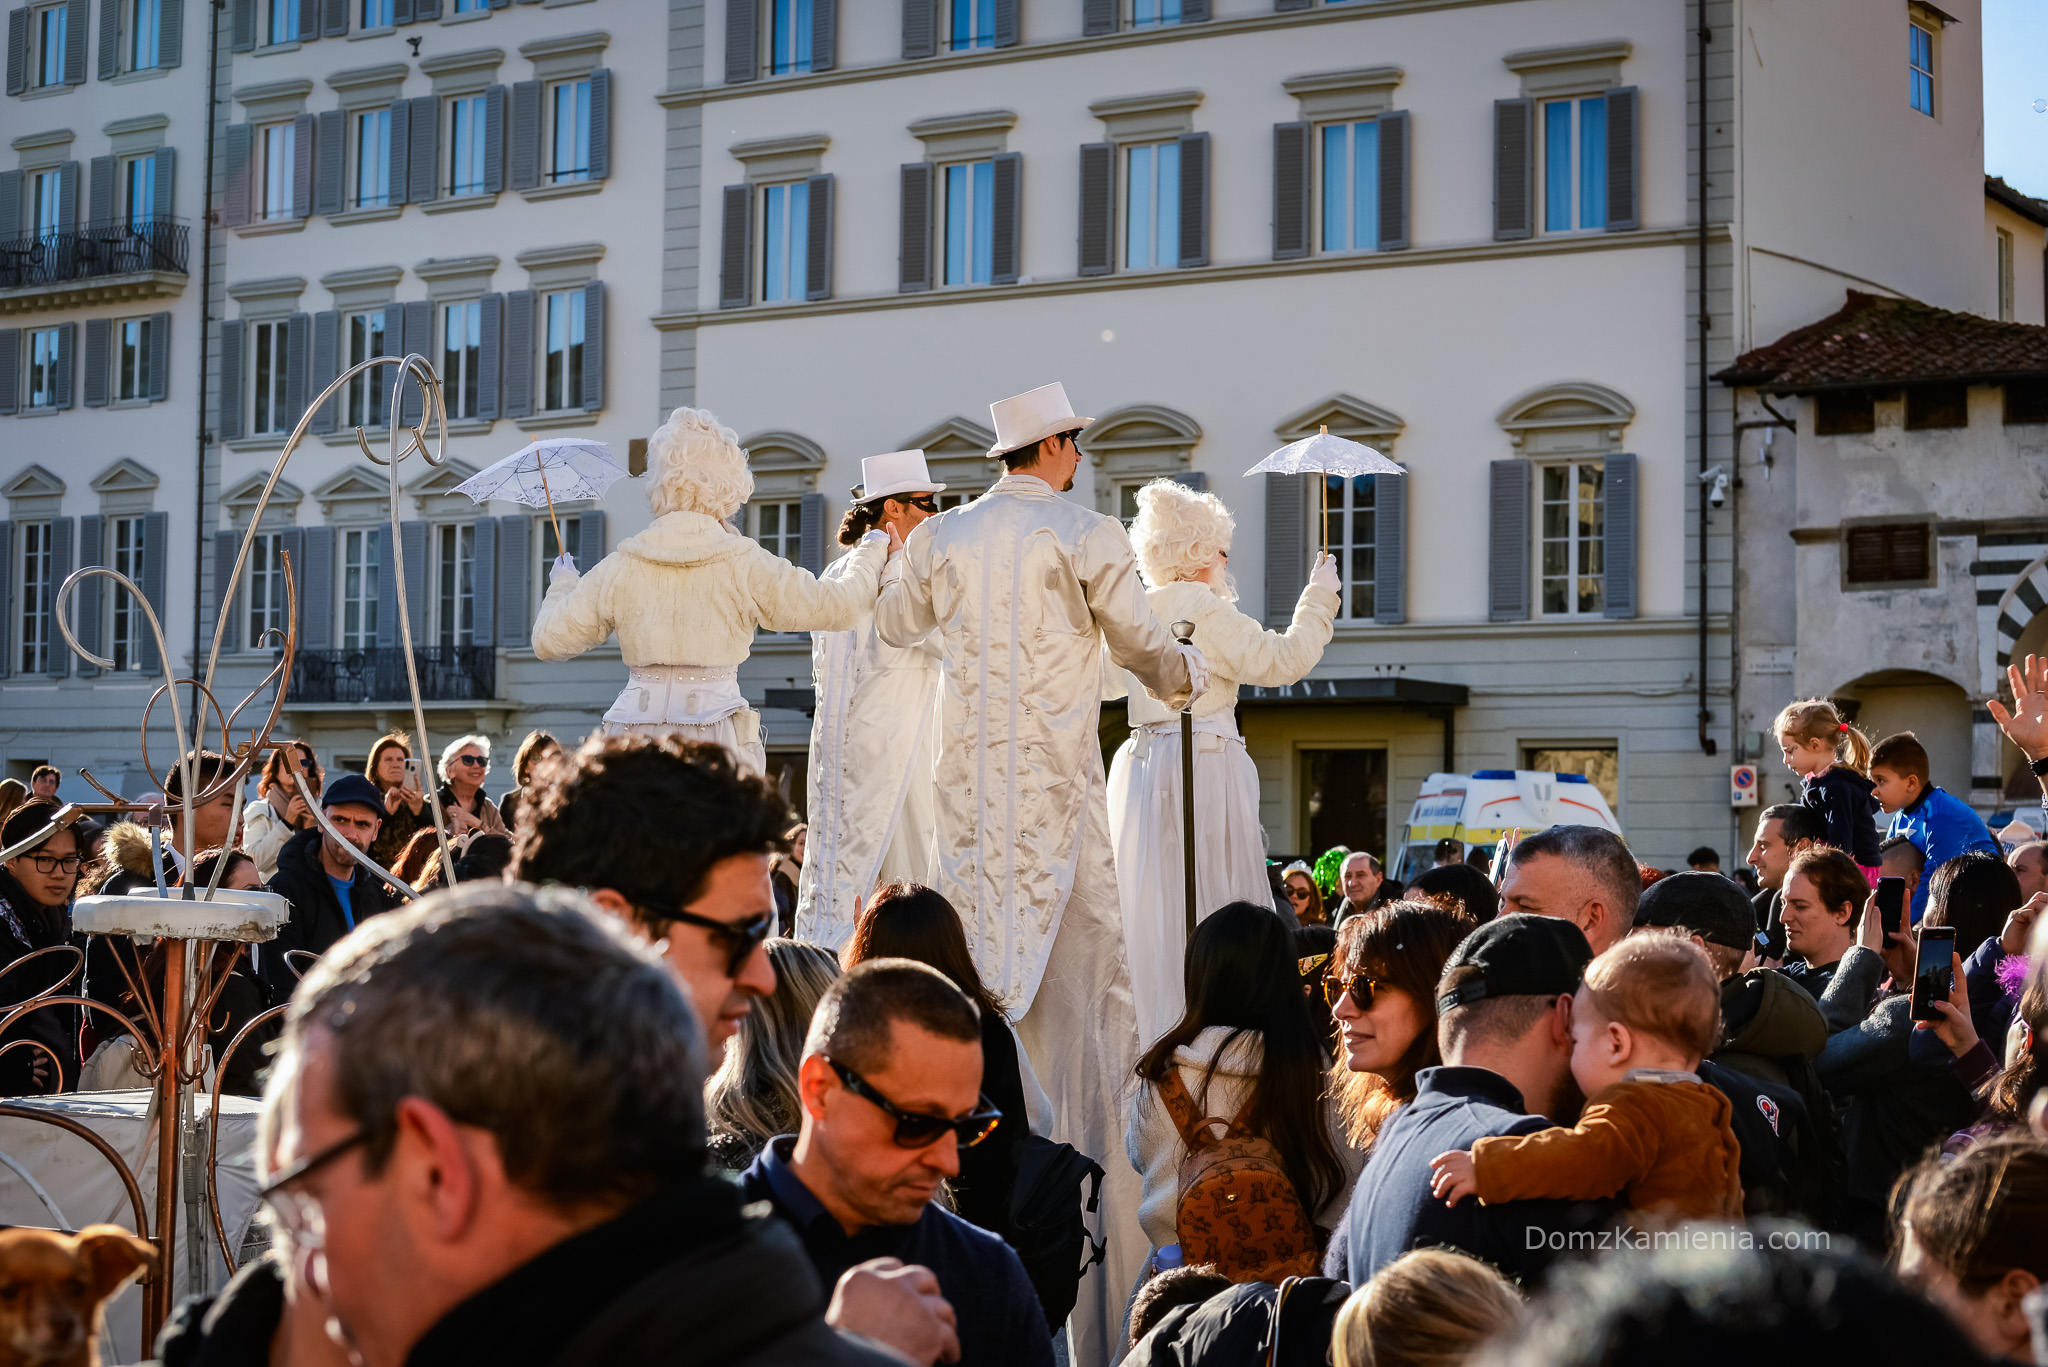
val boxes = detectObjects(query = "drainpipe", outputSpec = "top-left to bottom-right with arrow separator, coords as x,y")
189,0 -> 224,721
1696,3 -> 1715,755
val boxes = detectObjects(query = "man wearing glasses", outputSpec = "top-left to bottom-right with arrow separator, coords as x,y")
741,960 -> 1051,1367
796,449 -> 947,949
514,735 -> 786,1056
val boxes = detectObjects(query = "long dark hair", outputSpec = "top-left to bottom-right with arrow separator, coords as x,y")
845,882 -> 1005,1019
1135,901 -> 1343,1215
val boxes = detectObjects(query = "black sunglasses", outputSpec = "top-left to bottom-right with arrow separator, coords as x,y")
455,754 -> 489,768
826,1058 -> 1002,1150
906,496 -> 939,513
662,906 -> 774,977
1324,968 -> 1382,1012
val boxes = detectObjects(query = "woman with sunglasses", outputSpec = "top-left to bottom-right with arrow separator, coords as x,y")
436,735 -> 508,841
1280,861 -> 1326,926
0,801 -> 84,1095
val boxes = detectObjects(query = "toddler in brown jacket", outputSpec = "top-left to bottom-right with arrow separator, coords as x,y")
1429,933 -> 1743,1224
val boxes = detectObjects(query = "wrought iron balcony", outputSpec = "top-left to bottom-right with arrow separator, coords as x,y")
0,219 -> 191,314
286,646 -> 497,705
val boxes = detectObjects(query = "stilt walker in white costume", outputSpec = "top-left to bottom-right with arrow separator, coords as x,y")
794,449 -> 946,950
532,407 -> 891,770
1108,478 -> 1341,1046
875,384 -> 1207,1366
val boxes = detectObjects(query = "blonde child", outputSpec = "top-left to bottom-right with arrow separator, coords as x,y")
1775,698 -> 1880,872
1333,1248 -> 1523,1367
1427,935 -> 1742,1225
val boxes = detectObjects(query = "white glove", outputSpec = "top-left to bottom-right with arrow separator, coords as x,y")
549,552 -> 579,585
858,528 -> 891,550
1176,642 -> 1210,705
1309,552 -> 1340,595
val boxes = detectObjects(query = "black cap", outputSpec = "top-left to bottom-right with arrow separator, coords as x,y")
1435,913 -> 1593,1014
1635,871 -> 1757,951
321,773 -> 385,814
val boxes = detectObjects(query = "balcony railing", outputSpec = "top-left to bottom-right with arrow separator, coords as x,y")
287,646 -> 497,705
0,218 -> 190,289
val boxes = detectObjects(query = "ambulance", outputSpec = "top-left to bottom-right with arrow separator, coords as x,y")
1391,770 -> 1622,882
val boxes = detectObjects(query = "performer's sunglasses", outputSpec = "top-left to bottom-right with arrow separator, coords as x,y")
826,1058 -> 1003,1150
661,906 -> 775,977
906,496 -> 939,512
1323,968 -> 1384,1012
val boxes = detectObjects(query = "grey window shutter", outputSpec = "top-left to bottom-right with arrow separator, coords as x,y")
1605,85 -> 1639,232
376,522 -> 401,646
393,0 -> 412,24
223,124 -> 251,226
77,514 -> 103,675
45,517 -> 72,676
1273,0 -> 1310,12
150,146 -> 174,219
1487,459 -> 1529,621
990,152 -> 1022,284
811,0 -> 834,70
804,173 -> 834,300
1263,473 -> 1308,629
0,523 -> 10,676
218,318 -> 244,439
898,163 -> 932,292
52,321 -> 74,409
407,95 -> 437,203
308,309 -> 338,433
135,511 -> 166,672
901,0 -> 934,59
1493,97 -> 1533,241
297,0 -> 319,39
371,304 -> 397,418
6,9 -> 27,95
719,183 -> 752,308
501,289 -> 533,418
322,0 -> 345,35
314,109 -> 344,215
991,0 -> 1016,46
574,510 -> 605,572
300,524 -> 333,649
509,81 -> 540,190
476,291 -> 502,419
580,280 -> 604,410
1602,452 -> 1637,618
398,298 -> 430,424
284,310 -> 309,428
1173,471 -> 1207,492
1376,109 -> 1409,250
291,113 -> 314,218
413,0 -> 439,19
469,515 -> 495,644
496,515 -> 530,646
0,170 -> 19,239
147,310 -> 169,399
725,0 -> 756,82
587,68 -> 610,179
1372,468 -> 1405,624
159,0 -> 182,63
1077,142 -> 1113,276
1272,122 -> 1309,259
388,98 -> 411,204
232,0 -> 253,50
798,493 -> 825,574
82,317 -> 109,406
63,0 -> 84,82
401,522 -> 431,645
56,161 -> 79,233
1179,0 -> 1207,20
483,84 -> 505,194
1177,132 -> 1208,268
88,155 -> 115,227
211,528 -> 238,654
95,0 -> 114,83
0,329 -> 18,414
1081,0 -> 1114,36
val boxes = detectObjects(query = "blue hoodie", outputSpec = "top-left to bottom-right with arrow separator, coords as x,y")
1886,785 -> 1998,921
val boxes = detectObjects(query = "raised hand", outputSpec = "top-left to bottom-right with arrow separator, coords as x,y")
1987,653 -> 2048,762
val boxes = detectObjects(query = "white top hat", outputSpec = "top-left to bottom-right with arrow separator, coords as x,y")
855,449 -> 946,504
986,382 -> 1095,459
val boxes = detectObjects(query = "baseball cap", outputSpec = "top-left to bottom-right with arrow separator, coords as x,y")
321,773 -> 385,814
1634,871 -> 1757,951
1435,913 -> 1593,1014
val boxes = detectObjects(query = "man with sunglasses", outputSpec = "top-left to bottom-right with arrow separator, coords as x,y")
796,450 -> 948,949
741,960 -> 1052,1367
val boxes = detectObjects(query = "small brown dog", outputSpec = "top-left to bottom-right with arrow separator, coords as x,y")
0,1226 -> 156,1367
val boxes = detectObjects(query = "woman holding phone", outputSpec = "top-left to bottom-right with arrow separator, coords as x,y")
243,741 -> 322,881
366,732 -> 430,869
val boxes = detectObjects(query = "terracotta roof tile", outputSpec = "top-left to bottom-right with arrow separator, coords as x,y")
1715,290 -> 2048,392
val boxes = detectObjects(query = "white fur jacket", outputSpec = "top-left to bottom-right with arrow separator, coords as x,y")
531,510 -> 887,666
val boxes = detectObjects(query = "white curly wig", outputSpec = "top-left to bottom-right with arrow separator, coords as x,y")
1130,478 -> 1234,588
647,406 -> 755,520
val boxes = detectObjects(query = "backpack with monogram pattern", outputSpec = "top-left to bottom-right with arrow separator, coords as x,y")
1155,1065 -> 1318,1284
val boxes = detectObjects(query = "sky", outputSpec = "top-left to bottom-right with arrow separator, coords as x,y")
1984,0 -> 2048,198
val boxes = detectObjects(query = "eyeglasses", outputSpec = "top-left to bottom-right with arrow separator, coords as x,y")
907,496 -> 939,513
1324,968 -> 1383,1012
259,1126 -> 368,1249
26,853 -> 83,875
455,754 -> 489,769
826,1058 -> 1003,1150
661,906 -> 775,978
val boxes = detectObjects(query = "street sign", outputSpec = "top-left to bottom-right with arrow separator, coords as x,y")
1730,764 -> 1759,808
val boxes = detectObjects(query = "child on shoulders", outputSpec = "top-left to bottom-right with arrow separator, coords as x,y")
1775,699 -> 1880,875
1869,731 -> 1998,923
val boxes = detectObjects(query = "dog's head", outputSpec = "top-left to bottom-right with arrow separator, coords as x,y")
0,1226 -> 156,1367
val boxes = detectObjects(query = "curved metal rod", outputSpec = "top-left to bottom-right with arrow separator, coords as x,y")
282,950 -> 321,980
0,1104 -> 152,1241
288,771 -> 421,903
0,946 -> 85,1006
0,996 -> 172,1079
0,803 -> 148,866
207,1002 -> 289,1276
0,1039 -> 69,1093
101,940 -> 165,1058
75,768 -> 125,805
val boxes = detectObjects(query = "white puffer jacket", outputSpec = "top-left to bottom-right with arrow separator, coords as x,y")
531,510 -> 887,665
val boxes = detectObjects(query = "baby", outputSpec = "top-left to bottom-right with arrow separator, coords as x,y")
1429,934 -> 1743,1224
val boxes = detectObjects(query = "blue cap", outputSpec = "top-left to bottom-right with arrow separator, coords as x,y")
321,773 -> 384,814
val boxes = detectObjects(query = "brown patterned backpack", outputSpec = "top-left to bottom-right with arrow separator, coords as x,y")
1155,1066 -> 1319,1284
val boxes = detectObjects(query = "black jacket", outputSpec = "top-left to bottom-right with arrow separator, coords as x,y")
154,1254 -> 286,1367
953,1008 -> 1030,1240
263,827 -> 402,1004
1802,767 -> 1881,867
0,868 -> 78,1095
1127,1278 -> 1349,1367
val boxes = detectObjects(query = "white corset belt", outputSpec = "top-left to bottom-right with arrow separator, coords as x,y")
603,664 -> 750,727
1127,712 -> 1241,756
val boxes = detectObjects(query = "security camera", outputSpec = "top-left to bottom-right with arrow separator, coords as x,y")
1698,464 -> 1730,509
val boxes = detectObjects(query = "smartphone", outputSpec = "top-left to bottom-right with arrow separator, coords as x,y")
1876,877 -> 1907,939
1910,926 -> 1957,1022
403,758 -> 421,788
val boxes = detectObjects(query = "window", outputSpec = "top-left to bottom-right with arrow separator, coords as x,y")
1845,524 -> 1931,586
448,96 -> 489,197
264,0 -> 299,44
1905,383 -> 1967,430
948,0 -> 991,50
1319,120 -> 1378,253
26,328 -> 60,409
2007,380 -> 2048,426
942,160 -> 995,287
360,0 -> 392,28
1540,96 -> 1607,233
770,0 -> 813,73
937,491 -> 975,511
1539,462 -> 1604,615
761,181 -> 811,302
245,530 -> 285,650
32,3 -> 67,87
547,79 -> 591,184
1300,748 -> 1388,863
753,500 -> 803,563
453,0 -> 487,10
1131,0 -> 1179,27
341,527 -> 381,651
108,515 -> 146,671
1997,228 -> 2015,322
129,0 -> 162,71
251,320 -> 290,435
1124,142 -> 1180,271
1909,23 -> 1934,116
1814,389 -> 1876,435
1523,746 -> 1619,813
17,522 -> 53,675
344,310 -> 387,427
355,108 -> 392,208
117,316 -> 153,400
121,155 -> 156,228
542,290 -> 585,411
1320,474 -> 1377,620
441,300 -> 481,420
258,122 -> 296,221
32,170 -> 61,241
435,523 -> 475,648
